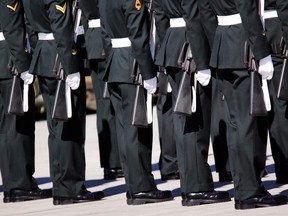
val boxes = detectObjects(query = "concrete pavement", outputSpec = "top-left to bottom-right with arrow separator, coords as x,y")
0,108 -> 288,216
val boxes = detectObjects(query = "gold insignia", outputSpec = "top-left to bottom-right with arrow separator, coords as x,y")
24,47 -> 28,53
71,49 -> 77,55
135,0 -> 141,11
55,3 -> 67,14
6,2 -> 19,12
261,31 -> 266,36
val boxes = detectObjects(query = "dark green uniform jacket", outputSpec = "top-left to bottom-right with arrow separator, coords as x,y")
99,0 -> 156,83
78,0 -> 104,60
22,0 -> 79,78
208,0 -> 271,69
0,0 -> 30,77
153,0 -> 211,70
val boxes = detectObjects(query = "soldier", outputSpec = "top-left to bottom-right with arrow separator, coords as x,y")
264,0 -> 288,184
197,0 -> 287,210
99,0 -> 173,205
0,0 -> 52,203
78,0 -> 123,180
22,0 -> 104,205
153,0 -> 231,206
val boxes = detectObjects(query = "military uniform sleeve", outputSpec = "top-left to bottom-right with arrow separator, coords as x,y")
0,0 -> 30,72
152,0 -> 169,44
25,16 -> 38,54
235,0 -> 271,60
44,0 -> 79,75
100,18 -> 112,58
195,0 -> 217,48
181,0 -> 211,70
276,0 -> 288,45
124,0 -> 156,80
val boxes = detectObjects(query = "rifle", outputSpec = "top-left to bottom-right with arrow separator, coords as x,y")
7,57 -> 24,116
173,42 -> 197,115
277,37 -> 288,100
102,82 -> 110,99
52,62 -> 69,121
52,0 -> 80,121
157,66 -> 168,95
244,42 -> 267,116
131,59 -> 149,128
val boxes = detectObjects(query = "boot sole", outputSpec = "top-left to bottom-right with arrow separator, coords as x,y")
127,197 -> 173,205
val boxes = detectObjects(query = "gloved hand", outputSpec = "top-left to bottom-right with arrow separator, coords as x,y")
143,76 -> 157,94
258,55 -> 274,80
195,69 -> 211,86
66,72 -> 80,90
20,71 -> 34,85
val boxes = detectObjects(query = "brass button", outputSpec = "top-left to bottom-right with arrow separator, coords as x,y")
71,49 -> 77,55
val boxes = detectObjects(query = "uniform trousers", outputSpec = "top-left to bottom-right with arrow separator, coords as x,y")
167,66 -> 214,193
216,69 -> 268,201
109,82 -> 157,193
37,75 -> 86,197
0,78 -> 37,192
156,92 -> 178,176
90,60 -> 121,170
268,56 -> 288,180
210,71 -> 230,174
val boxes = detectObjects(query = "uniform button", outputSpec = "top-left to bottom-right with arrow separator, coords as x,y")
221,94 -> 225,101
71,49 -> 77,55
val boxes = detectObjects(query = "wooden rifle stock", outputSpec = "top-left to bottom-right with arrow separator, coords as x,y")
131,60 -> 148,128
52,67 -> 68,121
7,57 -> 24,116
52,58 -> 68,121
244,42 -> 267,116
157,66 -> 168,95
277,38 -> 288,100
173,42 -> 196,115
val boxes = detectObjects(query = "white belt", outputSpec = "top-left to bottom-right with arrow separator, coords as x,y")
111,37 -> 131,48
170,18 -> 186,28
0,32 -> 5,41
38,33 -> 54,40
88,19 -> 101,28
263,10 -> 278,20
217,13 -> 242,26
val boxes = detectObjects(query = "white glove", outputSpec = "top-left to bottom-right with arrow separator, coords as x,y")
195,69 -> 211,86
143,76 -> 157,94
20,71 -> 34,85
258,55 -> 274,80
66,72 -> 80,90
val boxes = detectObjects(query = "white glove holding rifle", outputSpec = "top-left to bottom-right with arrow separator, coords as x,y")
195,69 -> 211,86
20,70 -> 34,112
65,72 -> 81,118
143,76 -> 157,94
143,76 -> 157,124
258,55 -> 274,80
258,55 -> 273,111
20,70 -> 34,85
66,72 -> 80,90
